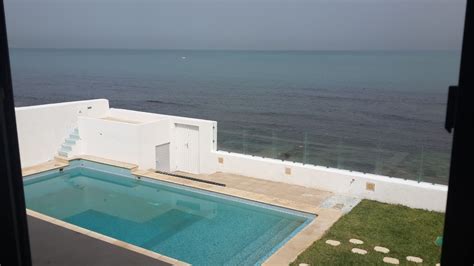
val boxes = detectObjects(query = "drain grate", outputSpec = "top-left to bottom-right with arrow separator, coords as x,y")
155,171 -> 226,187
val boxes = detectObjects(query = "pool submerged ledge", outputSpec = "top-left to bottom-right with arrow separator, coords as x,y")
23,156 -> 340,265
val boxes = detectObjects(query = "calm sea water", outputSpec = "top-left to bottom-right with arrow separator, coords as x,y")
10,49 -> 461,184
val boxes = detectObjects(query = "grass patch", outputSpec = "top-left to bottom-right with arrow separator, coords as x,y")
291,200 -> 444,265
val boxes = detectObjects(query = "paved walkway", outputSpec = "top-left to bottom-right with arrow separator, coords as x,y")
176,171 -> 333,207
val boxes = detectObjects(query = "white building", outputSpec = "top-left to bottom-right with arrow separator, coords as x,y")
16,99 -> 447,211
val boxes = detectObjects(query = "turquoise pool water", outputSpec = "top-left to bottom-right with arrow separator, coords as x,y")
24,160 -> 314,265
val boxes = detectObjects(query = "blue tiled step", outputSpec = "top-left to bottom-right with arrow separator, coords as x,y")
65,139 -> 76,145
58,127 -> 79,157
69,133 -> 80,140
61,144 -> 72,152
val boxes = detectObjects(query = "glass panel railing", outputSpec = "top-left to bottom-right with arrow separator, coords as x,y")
217,129 -> 450,184
374,141 -> 423,181
217,129 -> 245,154
274,135 -> 305,163
419,142 -> 451,185
336,136 -> 379,174
304,133 -> 343,169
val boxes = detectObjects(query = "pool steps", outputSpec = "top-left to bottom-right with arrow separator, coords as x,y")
227,219 -> 294,264
58,128 -> 80,158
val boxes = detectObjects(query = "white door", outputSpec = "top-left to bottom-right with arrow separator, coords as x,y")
175,124 -> 199,174
155,143 -> 170,172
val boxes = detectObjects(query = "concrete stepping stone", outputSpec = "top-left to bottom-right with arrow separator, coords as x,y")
406,256 -> 423,263
351,248 -> 367,255
374,246 -> 390,253
349,238 -> 364,245
299,264 -> 310,266
325,240 -> 341,246
383,257 -> 400,265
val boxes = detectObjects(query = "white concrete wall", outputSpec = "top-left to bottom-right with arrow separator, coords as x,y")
15,99 -> 109,167
138,121 -> 171,170
78,116 -> 170,170
211,151 -> 448,212
110,108 -> 217,174
108,108 -> 169,122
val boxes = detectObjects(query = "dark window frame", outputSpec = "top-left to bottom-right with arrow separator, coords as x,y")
441,1 -> 474,264
0,0 -> 32,265
0,1 -> 472,265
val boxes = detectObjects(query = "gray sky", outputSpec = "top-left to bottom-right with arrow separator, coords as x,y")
4,0 -> 466,50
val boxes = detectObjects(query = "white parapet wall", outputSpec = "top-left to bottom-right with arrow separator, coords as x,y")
15,99 -> 110,167
78,116 -> 171,170
211,151 -> 448,212
108,108 -> 217,174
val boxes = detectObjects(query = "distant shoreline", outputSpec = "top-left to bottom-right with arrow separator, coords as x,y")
8,47 -> 461,53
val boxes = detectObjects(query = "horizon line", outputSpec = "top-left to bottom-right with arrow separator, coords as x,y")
8,47 -> 461,52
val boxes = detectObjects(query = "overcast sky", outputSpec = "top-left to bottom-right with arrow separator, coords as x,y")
4,0 -> 466,50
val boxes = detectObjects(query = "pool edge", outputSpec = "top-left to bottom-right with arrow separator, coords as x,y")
262,207 -> 342,265
26,209 -> 190,266
22,159 -> 69,177
133,169 -> 319,215
23,156 -> 343,265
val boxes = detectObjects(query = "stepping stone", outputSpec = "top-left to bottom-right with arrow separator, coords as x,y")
351,248 -> 367,255
383,257 -> 400,265
436,264 -> 440,266
374,246 -> 390,253
325,240 -> 341,246
349,238 -> 364,245
299,264 -> 310,266
406,256 -> 423,263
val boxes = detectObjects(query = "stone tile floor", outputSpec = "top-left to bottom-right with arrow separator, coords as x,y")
176,171 -> 334,208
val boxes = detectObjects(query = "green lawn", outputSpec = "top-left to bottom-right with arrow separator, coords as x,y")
291,200 -> 445,265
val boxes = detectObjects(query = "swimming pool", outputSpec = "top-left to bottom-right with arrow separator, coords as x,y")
24,160 -> 314,265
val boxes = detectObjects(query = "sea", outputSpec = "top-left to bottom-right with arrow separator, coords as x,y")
9,49 -> 461,184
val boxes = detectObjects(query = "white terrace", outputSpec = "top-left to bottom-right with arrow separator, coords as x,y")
16,99 -> 447,212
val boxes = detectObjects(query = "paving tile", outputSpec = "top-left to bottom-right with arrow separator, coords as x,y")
325,240 -> 341,246
349,238 -> 364,245
383,257 -> 400,264
374,246 -> 390,253
351,248 -> 368,255
22,160 -> 68,176
177,171 -> 333,207
406,256 -> 423,263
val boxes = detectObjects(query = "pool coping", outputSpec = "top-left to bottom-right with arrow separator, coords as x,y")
23,155 -> 343,265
